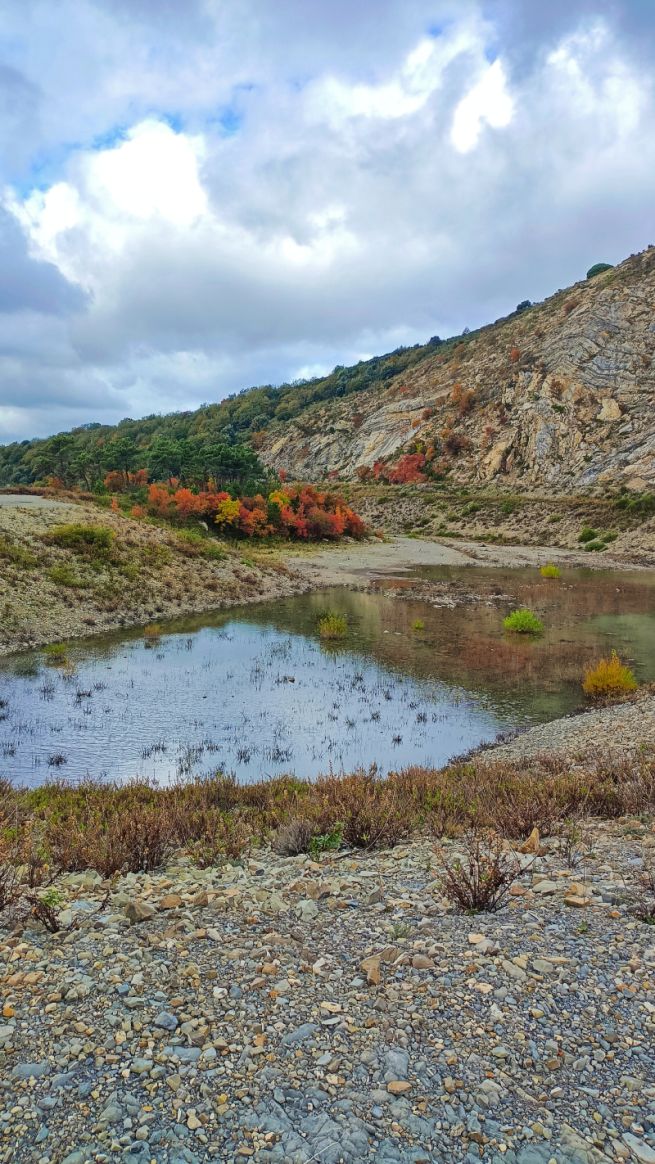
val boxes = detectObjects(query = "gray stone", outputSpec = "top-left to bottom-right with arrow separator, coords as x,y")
11,1061 -> 51,1080
281,1023 -> 319,1047
153,1011 -> 179,1032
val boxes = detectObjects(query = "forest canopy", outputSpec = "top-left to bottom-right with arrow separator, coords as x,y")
0,339 -> 444,488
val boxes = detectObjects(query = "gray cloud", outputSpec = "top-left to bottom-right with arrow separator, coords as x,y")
0,210 -> 86,315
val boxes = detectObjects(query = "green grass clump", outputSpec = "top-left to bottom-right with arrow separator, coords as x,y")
318,612 -> 348,640
583,651 -> 637,699
46,524 -> 115,554
615,491 -> 655,516
43,643 -> 70,666
175,530 -> 226,560
539,564 -> 560,579
411,618 -> 425,631
578,526 -> 598,543
503,609 -> 544,635
0,534 -> 37,568
48,564 -> 87,588
584,539 -> 607,553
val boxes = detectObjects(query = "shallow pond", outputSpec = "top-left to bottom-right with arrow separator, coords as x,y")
0,565 -> 653,786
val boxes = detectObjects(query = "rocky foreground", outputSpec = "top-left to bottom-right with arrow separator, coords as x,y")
1,820 -> 654,1164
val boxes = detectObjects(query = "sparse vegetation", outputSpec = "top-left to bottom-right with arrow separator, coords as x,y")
317,612 -> 348,640
503,609 -> 544,635
48,564 -> 88,588
539,563 -> 561,578
411,619 -> 425,631
633,865 -> 655,925
582,651 -> 638,700
0,533 -> 37,568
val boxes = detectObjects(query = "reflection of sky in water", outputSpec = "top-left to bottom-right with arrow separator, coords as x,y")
1,620 -> 514,787
1,566 -> 654,788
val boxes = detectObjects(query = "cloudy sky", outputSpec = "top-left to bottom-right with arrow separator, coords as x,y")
0,0 -> 653,444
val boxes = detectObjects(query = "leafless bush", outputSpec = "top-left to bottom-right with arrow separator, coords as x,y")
632,865 -> 655,925
553,817 -> 590,869
438,830 -> 522,913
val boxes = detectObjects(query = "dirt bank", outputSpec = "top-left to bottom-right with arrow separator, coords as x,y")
0,500 -> 311,657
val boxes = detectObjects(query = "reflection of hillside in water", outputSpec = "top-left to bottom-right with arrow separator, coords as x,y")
236,568 -> 655,716
1,565 -> 653,787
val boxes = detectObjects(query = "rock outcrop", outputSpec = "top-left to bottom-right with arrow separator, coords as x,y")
259,247 -> 655,492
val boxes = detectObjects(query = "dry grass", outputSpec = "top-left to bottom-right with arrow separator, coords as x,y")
0,751 -> 653,881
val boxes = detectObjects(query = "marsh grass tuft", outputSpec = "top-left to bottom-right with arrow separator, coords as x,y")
539,563 -> 560,579
317,611 -> 348,640
503,609 -> 544,635
43,643 -> 70,667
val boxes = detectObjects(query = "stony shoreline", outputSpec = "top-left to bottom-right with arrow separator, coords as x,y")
1,817 -> 654,1164
481,691 -> 655,763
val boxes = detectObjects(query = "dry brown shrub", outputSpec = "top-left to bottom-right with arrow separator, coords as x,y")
438,830 -> 522,913
272,818 -> 313,856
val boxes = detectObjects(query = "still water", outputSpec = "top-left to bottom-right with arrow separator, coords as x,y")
0,566 -> 653,786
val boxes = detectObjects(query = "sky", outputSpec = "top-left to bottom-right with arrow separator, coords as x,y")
0,0 -> 654,444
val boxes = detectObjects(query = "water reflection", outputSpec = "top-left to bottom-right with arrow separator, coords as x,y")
0,566 -> 653,787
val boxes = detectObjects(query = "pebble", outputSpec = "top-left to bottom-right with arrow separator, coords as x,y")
1,818 -> 654,1164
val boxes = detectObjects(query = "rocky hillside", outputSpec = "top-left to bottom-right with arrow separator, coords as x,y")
260,248 -> 655,493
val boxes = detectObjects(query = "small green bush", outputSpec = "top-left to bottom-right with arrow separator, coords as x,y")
584,540 -> 607,553
539,564 -> 560,579
309,824 -> 343,858
578,527 -> 598,543
318,612 -> 348,640
503,609 -> 544,635
586,262 -> 613,279
411,618 -> 425,631
46,524 -> 115,554
615,491 -> 655,516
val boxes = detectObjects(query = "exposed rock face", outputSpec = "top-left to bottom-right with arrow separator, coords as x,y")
260,248 -> 655,492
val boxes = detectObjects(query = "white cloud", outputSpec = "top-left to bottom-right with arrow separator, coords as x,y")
0,0 -> 654,443
450,59 -> 514,152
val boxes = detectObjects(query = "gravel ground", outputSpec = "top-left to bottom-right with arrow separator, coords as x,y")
485,694 -> 655,762
1,821 -> 654,1164
0,496 -> 72,510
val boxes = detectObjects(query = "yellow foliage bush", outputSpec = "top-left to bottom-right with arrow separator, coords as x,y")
582,651 -> 637,699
